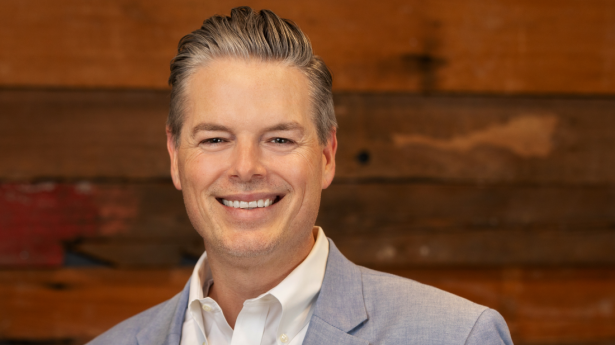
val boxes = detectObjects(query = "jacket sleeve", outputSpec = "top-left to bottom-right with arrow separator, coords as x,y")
464,308 -> 514,345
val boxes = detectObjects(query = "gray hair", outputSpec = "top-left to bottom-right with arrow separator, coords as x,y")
167,6 -> 336,147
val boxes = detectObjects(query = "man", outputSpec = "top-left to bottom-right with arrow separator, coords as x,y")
90,7 -> 513,345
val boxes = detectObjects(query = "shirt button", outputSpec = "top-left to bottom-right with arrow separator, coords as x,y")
279,334 -> 289,343
202,304 -> 212,312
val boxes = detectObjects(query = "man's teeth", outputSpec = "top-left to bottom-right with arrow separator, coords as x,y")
222,198 -> 274,209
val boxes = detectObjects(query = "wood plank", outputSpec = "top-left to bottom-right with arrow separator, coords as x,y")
3,181 -> 615,267
333,228 -> 615,267
321,183 -> 615,266
2,0 -> 615,94
4,90 -> 615,184
0,184 -> 98,267
0,182 -> 197,267
0,89 -> 169,180
0,268 -> 191,343
334,93 -> 615,184
321,184 -> 615,236
2,267 -> 615,344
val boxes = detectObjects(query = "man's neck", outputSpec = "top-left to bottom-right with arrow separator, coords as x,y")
205,229 -> 317,329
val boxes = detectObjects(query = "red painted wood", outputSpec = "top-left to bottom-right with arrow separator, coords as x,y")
0,183 -> 99,267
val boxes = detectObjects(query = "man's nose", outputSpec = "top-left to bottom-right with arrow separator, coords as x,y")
229,141 -> 266,182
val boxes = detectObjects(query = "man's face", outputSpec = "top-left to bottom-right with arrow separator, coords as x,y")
167,58 -> 336,259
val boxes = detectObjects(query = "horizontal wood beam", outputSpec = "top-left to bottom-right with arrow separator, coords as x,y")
2,0 -> 615,94
1,267 -> 615,344
0,183 -> 194,267
2,182 -> 615,267
0,90 -> 169,180
0,268 -> 190,344
336,93 -> 615,184
3,90 -> 615,184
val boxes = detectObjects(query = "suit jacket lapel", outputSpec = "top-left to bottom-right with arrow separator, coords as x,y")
303,240 -> 369,345
136,278 -> 190,345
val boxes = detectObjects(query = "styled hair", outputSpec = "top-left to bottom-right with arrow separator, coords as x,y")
167,6 -> 336,147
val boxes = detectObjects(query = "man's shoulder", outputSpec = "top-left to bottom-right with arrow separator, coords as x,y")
355,266 -> 511,344
87,293 -> 182,345
358,265 -> 486,316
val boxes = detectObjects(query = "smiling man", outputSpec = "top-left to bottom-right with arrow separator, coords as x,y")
89,7 -> 513,345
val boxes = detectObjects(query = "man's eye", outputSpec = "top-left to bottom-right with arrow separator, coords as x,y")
202,138 -> 225,144
271,138 -> 292,144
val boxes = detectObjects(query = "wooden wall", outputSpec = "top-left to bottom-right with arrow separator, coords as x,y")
1,1 -> 615,344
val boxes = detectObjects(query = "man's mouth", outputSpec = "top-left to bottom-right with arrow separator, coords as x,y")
217,196 -> 282,210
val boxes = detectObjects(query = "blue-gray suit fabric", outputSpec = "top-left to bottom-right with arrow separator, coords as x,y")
89,239 -> 513,345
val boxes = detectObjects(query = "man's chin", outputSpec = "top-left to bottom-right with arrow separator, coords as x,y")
209,231 -> 282,259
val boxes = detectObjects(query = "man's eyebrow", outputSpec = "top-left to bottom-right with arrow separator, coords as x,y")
191,123 -> 231,138
264,122 -> 305,132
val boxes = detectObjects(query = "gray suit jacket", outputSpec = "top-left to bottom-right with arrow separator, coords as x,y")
89,239 -> 513,344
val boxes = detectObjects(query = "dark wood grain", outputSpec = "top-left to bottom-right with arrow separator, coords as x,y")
334,93 -> 615,184
4,90 -> 615,184
3,181 -> 615,267
2,267 -> 615,344
320,183 -> 615,235
0,89 -> 169,180
3,0 -> 615,94
322,183 -> 615,266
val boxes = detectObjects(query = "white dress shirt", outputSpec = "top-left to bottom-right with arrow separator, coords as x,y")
180,227 -> 329,345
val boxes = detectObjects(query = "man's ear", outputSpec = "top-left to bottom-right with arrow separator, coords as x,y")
166,127 -> 182,191
321,128 -> 338,189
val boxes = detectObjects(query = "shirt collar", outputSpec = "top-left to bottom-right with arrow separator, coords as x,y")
186,227 -> 329,334
187,243 -> 213,303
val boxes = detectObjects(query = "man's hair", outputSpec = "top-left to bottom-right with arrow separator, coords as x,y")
167,6 -> 336,147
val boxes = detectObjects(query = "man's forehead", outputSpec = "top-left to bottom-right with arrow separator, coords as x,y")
183,58 -> 313,128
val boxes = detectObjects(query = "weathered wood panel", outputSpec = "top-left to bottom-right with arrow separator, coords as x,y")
2,268 -> 615,344
2,182 -> 615,267
2,0 -> 615,94
0,184 -> 97,267
0,268 -> 190,344
0,90 -> 169,180
333,228 -> 615,267
322,184 -> 615,235
3,90 -> 615,184
335,93 -> 615,184
0,182 -> 195,267
323,183 -> 615,266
